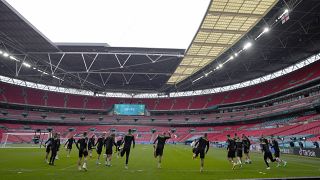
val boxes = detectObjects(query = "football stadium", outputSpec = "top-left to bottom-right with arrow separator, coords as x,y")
0,0 -> 320,179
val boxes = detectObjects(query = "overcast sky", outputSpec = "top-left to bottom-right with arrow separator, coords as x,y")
6,0 -> 210,49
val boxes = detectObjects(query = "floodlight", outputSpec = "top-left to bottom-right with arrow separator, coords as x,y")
3,52 -> 9,57
9,56 -> 18,61
243,42 -> 252,50
22,62 -> 31,68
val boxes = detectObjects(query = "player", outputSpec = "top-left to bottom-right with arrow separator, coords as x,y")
120,129 -> 135,169
235,134 -> 243,167
153,132 -> 171,168
95,133 -> 106,165
192,133 -> 210,172
116,136 -> 123,158
64,135 -> 76,157
191,139 -> 197,154
44,132 -> 53,163
88,134 -> 95,158
76,132 -> 89,171
55,133 -> 61,160
260,135 -> 276,169
48,133 -> 59,165
271,135 -> 287,167
104,133 -> 117,167
226,134 -> 236,169
242,134 -> 251,164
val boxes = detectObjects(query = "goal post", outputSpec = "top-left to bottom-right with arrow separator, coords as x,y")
0,132 -> 50,148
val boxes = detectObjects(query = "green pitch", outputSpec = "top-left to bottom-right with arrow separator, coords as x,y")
0,145 -> 319,180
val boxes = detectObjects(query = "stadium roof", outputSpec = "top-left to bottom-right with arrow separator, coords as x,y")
1,0 -> 320,94
167,0 -> 278,84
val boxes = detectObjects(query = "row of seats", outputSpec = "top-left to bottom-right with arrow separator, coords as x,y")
1,114 -> 319,143
1,60 -> 320,111
1,93 -> 318,124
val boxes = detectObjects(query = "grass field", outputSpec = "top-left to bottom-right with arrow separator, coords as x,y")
0,145 -> 319,180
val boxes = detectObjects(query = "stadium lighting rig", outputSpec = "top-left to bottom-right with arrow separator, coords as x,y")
0,49 -> 63,81
22,62 -> 31,68
193,8 -> 290,84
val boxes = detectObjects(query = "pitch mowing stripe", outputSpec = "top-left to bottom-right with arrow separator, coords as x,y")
227,176 -> 320,180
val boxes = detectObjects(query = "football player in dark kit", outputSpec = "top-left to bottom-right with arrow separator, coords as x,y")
235,134 -> 243,167
116,136 -> 123,158
192,133 -> 209,172
260,135 -> 276,169
76,132 -> 89,171
226,134 -> 236,169
153,132 -> 171,168
64,135 -> 76,157
271,135 -> 287,167
120,129 -> 135,169
242,134 -> 251,164
105,133 -> 117,167
55,133 -> 61,160
48,133 -> 59,166
88,134 -> 95,158
44,132 -> 53,163
95,133 -> 106,165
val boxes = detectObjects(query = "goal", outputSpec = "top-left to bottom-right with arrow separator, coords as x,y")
0,132 -> 50,148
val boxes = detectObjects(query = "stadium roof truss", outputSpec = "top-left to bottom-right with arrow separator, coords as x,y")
1,51 -> 319,98
167,0 -> 278,84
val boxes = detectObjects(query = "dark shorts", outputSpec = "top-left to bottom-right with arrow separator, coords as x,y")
274,150 -> 280,158
106,148 -> 113,155
88,145 -> 93,150
121,148 -> 130,157
46,146 -> 51,153
96,147 -> 103,155
237,150 -> 243,158
195,148 -> 206,159
155,147 -> 164,157
67,145 -> 72,150
192,148 -> 196,154
244,148 -> 249,154
228,150 -> 236,158
79,149 -> 88,158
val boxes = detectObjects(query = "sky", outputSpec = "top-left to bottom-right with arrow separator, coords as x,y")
6,0 -> 210,49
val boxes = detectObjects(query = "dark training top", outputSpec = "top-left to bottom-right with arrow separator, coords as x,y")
51,138 -> 60,151
196,137 -> 210,152
154,135 -> 171,149
104,136 -> 116,149
271,139 -> 280,151
116,140 -> 122,146
226,138 -> 236,151
123,134 -> 135,149
88,138 -> 95,147
260,138 -> 271,153
76,137 -> 89,150
45,137 -> 54,147
242,138 -> 251,149
95,137 -> 105,149
235,139 -> 243,150
65,138 -> 75,146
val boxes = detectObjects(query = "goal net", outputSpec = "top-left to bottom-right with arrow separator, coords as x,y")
0,132 -> 50,148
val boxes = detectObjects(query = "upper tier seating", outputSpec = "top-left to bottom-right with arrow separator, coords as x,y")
1,60 -> 320,111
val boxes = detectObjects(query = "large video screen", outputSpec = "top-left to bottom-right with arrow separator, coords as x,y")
113,104 -> 145,115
